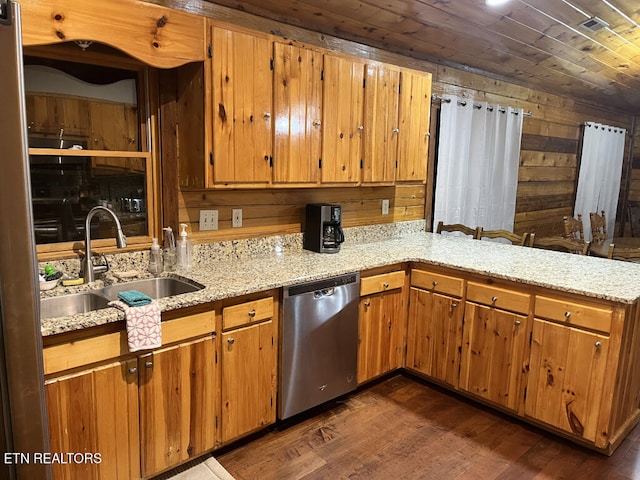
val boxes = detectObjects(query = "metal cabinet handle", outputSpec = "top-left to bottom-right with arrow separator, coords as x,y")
357,125 -> 364,131
128,367 -> 137,374
392,128 -> 400,134
514,320 -> 521,327
228,338 -> 235,345
248,309 -> 256,317
565,311 -> 571,318
145,361 -> 153,369
451,302 -> 458,308
383,282 -> 389,289
432,281 -> 438,287
491,296 -> 498,303
363,300 -> 371,307
595,341 -> 602,348
263,112 -> 271,119
313,120 -> 321,127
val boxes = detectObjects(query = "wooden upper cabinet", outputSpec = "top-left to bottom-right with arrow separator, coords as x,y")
210,26 -> 273,187
321,54 -> 364,185
397,69 -> 431,183
362,64 -> 400,184
20,0 -> 206,68
272,42 -> 322,186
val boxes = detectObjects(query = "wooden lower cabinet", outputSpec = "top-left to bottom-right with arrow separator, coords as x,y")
406,287 -> 463,387
138,336 -> 216,478
220,319 -> 277,444
358,287 -> 405,384
45,358 -> 140,480
525,318 -> 610,444
459,302 -> 528,412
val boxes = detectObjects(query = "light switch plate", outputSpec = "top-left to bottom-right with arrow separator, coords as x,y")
199,210 -> 218,230
232,208 -> 242,228
382,199 -> 390,215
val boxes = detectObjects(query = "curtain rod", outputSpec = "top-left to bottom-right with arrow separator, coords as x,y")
431,94 -> 533,117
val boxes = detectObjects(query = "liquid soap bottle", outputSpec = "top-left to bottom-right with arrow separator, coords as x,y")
176,223 -> 192,270
163,226 -> 176,272
148,237 -> 164,274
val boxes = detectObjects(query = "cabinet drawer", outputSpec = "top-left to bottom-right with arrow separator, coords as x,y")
360,271 -> 405,296
535,296 -> 612,333
223,297 -> 274,330
467,282 -> 530,315
43,310 -> 215,375
411,269 -> 464,297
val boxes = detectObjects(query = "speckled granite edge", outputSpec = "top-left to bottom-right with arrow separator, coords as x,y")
40,225 -> 640,337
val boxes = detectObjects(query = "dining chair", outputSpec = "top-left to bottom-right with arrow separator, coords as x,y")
607,243 -> 640,262
628,201 -> 640,237
477,228 -> 528,246
589,210 -> 607,243
563,214 -> 584,241
529,233 -> 590,255
436,221 -> 481,238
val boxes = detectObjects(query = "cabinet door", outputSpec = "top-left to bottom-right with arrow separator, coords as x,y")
212,27 -> 272,186
272,42 -> 322,185
46,358 -> 139,480
525,319 -> 609,443
396,69 -> 431,182
362,64 -> 399,184
321,54 -> 364,184
139,336 -> 216,478
26,94 -> 90,137
459,302 -> 528,412
221,320 -> 277,443
358,288 -> 405,384
406,287 -> 463,387
89,101 -> 138,151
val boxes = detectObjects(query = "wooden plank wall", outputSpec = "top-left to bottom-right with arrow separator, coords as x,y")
161,0 -> 638,242
179,185 -> 425,241
431,67 -> 635,237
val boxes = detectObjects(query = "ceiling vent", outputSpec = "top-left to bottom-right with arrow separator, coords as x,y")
579,16 -> 609,32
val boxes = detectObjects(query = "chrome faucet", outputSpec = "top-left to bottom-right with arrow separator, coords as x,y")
82,206 -> 127,283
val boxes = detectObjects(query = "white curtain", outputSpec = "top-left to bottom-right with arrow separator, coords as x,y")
433,95 -> 524,232
575,122 -> 626,241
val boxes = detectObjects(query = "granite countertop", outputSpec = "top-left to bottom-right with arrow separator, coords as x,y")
40,232 -> 640,337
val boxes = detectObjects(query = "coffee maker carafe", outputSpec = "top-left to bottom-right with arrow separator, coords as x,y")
303,204 -> 345,253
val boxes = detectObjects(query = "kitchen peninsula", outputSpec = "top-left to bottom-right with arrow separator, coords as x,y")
41,225 -> 640,480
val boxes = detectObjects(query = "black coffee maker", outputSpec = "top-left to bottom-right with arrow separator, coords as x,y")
303,204 -> 345,253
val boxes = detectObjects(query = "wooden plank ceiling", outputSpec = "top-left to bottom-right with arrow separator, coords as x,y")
204,0 -> 640,113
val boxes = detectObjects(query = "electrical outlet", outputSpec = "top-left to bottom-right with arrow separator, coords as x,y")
382,199 -> 390,215
199,210 -> 218,231
232,208 -> 242,228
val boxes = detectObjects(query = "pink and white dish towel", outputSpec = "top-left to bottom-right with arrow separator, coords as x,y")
109,300 -> 162,352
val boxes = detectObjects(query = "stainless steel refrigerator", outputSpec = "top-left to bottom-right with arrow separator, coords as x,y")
0,1 -> 51,478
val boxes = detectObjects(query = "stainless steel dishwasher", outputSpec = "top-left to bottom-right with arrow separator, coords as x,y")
279,272 -> 360,420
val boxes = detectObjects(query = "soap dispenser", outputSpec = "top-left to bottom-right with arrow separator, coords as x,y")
148,237 -> 163,274
176,223 -> 192,270
163,226 -> 176,272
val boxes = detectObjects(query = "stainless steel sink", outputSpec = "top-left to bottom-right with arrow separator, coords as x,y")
40,276 -> 205,320
40,291 -> 110,319
100,276 -> 205,301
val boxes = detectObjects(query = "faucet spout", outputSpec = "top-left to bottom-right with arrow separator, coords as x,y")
82,206 -> 127,283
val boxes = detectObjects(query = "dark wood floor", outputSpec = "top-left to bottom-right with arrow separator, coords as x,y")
217,374 -> 640,480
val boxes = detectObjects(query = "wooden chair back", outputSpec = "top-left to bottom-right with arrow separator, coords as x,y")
563,214 -> 584,241
477,228 -> 528,246
607,244 -> 640,262
529,233 -> 590,255
436,221 -> 480,239
628,201 -> 640,237
589,210 -> 607,243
